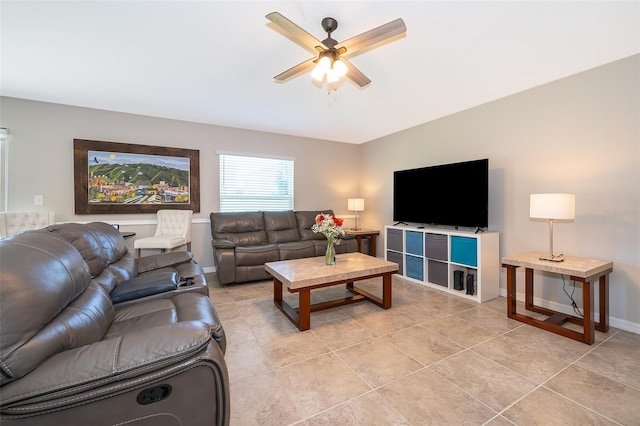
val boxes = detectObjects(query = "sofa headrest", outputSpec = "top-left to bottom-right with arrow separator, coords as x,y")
44,222 -> 128,278
210,211 -> 268,246
210,211 -> 265,233
0,230 -> 108,385
264,210 -> 300,243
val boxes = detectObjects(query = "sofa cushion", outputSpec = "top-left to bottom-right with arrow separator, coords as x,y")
264,210 -> 301,243
106,293 -> 226,353
295,210 -> 334,241
210,211 -> 268,246
235,244 -> 279,267
277,240 -> 316,260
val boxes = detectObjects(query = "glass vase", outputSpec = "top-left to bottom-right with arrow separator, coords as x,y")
325,240 -> 336,265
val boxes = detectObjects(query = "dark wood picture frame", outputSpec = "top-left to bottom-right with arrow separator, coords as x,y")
74,139 -> 200,214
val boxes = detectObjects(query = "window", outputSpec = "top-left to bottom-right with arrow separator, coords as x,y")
218,152 -> 294,212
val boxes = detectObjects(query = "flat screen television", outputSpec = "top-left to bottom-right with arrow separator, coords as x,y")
393,158 -> 489,229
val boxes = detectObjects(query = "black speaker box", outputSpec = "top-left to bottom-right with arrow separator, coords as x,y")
454,270 -> 464,291
466,273 -> 475,295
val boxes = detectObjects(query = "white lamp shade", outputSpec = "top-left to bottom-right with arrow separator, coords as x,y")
530,193 -> 575,220
348,198 -> 365,211
333,59 -> 348,77
326,68 -> 340,83
311,56 -> 331,81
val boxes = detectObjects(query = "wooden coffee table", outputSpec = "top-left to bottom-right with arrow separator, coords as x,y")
265,252 -> 399,331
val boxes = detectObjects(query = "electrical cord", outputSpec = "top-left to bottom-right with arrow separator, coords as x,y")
561,274 -> 583,317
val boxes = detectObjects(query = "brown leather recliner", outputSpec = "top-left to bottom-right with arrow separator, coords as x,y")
0,224 -> 229,425
44,222 -> 210,306
210,210 -> 358,285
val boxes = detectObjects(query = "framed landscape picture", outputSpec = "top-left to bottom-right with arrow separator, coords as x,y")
73,139 -> 200,214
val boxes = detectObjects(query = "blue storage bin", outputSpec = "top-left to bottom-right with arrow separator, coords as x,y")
406,231 -> 423,256
405,254 -> 424,281
450,236 -> 477,267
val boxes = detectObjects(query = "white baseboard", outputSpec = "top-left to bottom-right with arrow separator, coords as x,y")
498,289 -> 640,335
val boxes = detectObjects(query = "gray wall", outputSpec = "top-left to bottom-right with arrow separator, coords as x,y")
360,54 -> 639,332
0,98 -> 360,269
1,54 -> 638,332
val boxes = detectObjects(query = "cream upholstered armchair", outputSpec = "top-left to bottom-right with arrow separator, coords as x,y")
0,211 -> 55,238
134,209 -> 193,257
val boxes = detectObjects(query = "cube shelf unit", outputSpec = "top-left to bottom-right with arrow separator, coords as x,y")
385,225 -> 499,302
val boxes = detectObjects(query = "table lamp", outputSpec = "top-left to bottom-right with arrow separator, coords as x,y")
347,198 -> 365,230
529,193 -> 575,262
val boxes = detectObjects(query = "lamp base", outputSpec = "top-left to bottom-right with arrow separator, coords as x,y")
350,227 -> 361,231
539,253 -> 565,262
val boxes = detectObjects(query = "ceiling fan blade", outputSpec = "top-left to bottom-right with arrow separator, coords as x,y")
337,18 -> 406,57
273,57 -> 317,82
266,12 -> 327,55
340,58 -> 371,88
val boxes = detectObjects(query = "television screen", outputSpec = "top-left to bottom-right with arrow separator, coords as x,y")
393,159 -> 489,229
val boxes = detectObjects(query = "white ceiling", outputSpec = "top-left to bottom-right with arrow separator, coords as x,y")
1,1 -> 638,144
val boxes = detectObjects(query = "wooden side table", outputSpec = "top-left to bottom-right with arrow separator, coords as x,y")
502,251 -> 613,344
344,229 -> 380,256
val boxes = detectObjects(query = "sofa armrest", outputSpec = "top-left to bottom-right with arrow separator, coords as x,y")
135,251 -> 194,273
0,321 -> 219,414
211,238 -> 236,249
211,240 -> 236,285
110,271 -> 179,303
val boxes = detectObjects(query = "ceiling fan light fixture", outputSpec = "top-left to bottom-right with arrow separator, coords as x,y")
333,59 -> 348,77
311,56 -> 331,81
266,12 -> 406,88
310,67 -> 324,82
326,68 -> 340,83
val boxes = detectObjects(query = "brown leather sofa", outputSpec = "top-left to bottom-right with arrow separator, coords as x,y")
210,210 -> 358,285
43,222 -> 210,306
0,222 -> 229,425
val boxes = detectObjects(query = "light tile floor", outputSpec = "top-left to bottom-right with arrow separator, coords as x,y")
207,273 -> 640,426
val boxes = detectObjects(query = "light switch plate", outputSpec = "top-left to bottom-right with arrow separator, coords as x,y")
34,195 -> 44,206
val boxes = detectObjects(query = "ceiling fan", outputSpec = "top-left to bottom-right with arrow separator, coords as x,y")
266,12 -> 407,88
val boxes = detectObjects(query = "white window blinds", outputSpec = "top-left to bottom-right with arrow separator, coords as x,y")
218,152 -> 294,212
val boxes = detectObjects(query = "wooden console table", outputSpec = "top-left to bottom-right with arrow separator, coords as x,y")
344,229 -> 379,256
502,252 -> 612,345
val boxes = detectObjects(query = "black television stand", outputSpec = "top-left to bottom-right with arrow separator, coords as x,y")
393,221 -> 409,226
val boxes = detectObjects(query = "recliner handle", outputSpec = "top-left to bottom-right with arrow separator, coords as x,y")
137,384 -> 172,405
